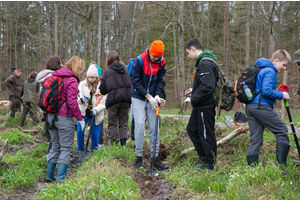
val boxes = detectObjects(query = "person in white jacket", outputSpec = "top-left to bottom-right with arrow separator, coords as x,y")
77,63 -> 106,161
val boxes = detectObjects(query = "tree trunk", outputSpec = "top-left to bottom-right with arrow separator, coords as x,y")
173,8 -> 178,104
54,2 -> 58,55
245,1 -> 251,68
199,2 -> 204,42
97,1 -> 102,65
178,1 -> 185,107
128,2 -> 137,61
87,2 -> 93,64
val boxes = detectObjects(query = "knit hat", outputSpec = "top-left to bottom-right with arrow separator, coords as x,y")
149,40 -> 164,57
11,66 -> 16,72
293,49 -> 300,64
95,65 -> 102,77
87,64 -> 98,77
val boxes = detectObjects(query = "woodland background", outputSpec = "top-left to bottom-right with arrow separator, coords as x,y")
0,1 -> 300,109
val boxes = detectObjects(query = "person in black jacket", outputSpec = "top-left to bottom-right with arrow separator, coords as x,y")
185,38 -> 218,172
100,51 -> 132,146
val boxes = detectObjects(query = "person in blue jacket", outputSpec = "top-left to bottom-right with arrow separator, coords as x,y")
131,40 -> 168,170
246,49 -> 292,167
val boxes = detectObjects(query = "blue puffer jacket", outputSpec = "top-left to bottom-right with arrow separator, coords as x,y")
250,58 -> 283,106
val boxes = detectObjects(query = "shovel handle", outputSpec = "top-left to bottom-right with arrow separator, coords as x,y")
155,100 -> 163,116
95,93 -> 103,106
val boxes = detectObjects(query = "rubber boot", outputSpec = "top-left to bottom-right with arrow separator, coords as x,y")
276,143 -> 290,166
46,162 -> 56,182
78,150 -> 86,162
120,138 -> 127,146
56,163 -> 68,182
247,154 -> 259,167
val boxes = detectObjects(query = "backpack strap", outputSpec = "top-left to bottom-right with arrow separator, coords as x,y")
137,56 -> 143,67
200,57 -> 223,116
48,99 -> 67,129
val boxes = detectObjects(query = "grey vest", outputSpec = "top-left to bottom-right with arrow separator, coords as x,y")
23,81 -> 37,102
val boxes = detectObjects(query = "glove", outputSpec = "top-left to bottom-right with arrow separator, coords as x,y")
91,109 -> 97,116
184,97 -> 191,103
155,95 -> 166,107
282,92 -> 290,100
147,96 -> 158,110
186,88 -> 193,94
77,119 -> 85,132
81,96 -> 89,104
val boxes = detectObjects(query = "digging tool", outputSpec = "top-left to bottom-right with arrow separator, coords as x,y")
145,100 -> 163,177
84,93 -> 103,156
278,84 -> 300,163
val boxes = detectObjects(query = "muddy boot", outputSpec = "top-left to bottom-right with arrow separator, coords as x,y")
46,162 -> 56,182
133,157 -> 143,169
56,163 -> 68,183
120,138 -> 127,146
247,154 -> 259,167
78,150 -> 86,162
154,157 -> 168,171
276,143 -> 290,166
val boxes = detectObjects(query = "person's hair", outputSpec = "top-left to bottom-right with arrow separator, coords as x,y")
271,49 -> 292,64
46,56 -> 62,71
27,71 -> 37,79
82,71 -> 87,81
106,51 -> 120,68
86,77 -> 100,92
185,38 -> 202,50
64,56 -> 85,77
16,68 -> 23,73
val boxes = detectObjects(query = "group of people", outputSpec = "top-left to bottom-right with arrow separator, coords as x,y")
4,37 -> 299,183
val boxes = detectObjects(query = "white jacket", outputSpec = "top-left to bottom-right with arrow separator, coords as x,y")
77,80 -> 106,126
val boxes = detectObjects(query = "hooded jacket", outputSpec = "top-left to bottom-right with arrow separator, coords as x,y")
131,49 -> 166,101
100,62 -> 131,108
52,68 -> 83,121
36,69 -> 54,84
77,80 -> 106,125
5,74 -> 23,98
191,50 -> 218,109
250,58 -> 283,106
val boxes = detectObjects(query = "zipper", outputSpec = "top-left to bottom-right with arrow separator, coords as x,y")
147,62 -> 153,94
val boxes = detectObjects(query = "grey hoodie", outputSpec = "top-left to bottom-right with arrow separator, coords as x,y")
36,69 -> 54,83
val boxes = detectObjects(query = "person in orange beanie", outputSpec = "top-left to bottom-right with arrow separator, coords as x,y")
131,40 -> 168,170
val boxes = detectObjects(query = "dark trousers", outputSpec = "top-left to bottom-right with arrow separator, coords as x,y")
19,102 -> 38,126
107,102 -> 129,140
99,122 -> 104,145
187,107 -> 217,164
9,96 -> 20,118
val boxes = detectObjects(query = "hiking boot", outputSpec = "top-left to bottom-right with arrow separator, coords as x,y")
247,154 -> 259,167
154,157 -> 168,171
133,157 -> 143,169
120,138 -> 127,146
195,163 -> 214,173
191,158 -> 205,168
276,142 -> 290,166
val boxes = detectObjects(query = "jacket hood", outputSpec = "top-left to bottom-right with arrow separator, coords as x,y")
52,68 -> 80,82
109,62 -> 125,74
27,77 -> 35,83
195,50 -> 218,67
254,58 -> 277,72
36,69 -> 54,83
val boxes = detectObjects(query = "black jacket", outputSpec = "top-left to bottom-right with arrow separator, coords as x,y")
191,60 -> 218,109
100,62 -> 131,108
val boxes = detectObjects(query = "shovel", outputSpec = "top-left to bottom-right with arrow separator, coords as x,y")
145,100 -> 163,177
278,84 -> 300,163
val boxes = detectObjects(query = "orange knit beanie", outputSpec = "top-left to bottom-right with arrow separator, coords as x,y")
149,40 -> 165,57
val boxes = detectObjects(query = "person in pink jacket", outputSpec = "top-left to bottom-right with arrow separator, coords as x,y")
46,56 -> 85,182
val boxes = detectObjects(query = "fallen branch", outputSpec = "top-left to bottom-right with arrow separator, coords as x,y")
178,124 -> 249,157
0,139 -> 9,161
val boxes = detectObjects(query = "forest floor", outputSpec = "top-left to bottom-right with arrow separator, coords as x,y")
1,106 -> 300,199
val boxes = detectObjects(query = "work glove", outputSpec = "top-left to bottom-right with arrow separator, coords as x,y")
155,95 -> 166,107
77,119 -> 85,132
81,96 -> 89,104
184,97 -> 191,103
282,92 -> 290,100
91,109 -> 97,116
186,88 -> 193,94
147,96 -> 158,110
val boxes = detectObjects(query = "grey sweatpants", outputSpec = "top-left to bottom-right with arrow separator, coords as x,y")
132,97 -> 159,157
245,104 -> 289,155
46,114 -> 75,165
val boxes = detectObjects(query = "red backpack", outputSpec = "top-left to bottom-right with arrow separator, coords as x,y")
38,76 -> 66,127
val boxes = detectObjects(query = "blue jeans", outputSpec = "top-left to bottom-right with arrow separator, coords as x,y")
77,115 -> 101,151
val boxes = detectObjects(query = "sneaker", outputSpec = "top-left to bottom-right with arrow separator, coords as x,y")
133,157 -> 143,169
191,159 -> 205,168
195,163 -> 214,173
154,157 -> 168,171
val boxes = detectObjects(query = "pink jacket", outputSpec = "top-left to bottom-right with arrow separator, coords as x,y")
52,68 -> 83,121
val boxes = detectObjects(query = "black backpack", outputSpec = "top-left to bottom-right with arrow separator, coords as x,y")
235,65 -> 261,104
234,112 -> 247,123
